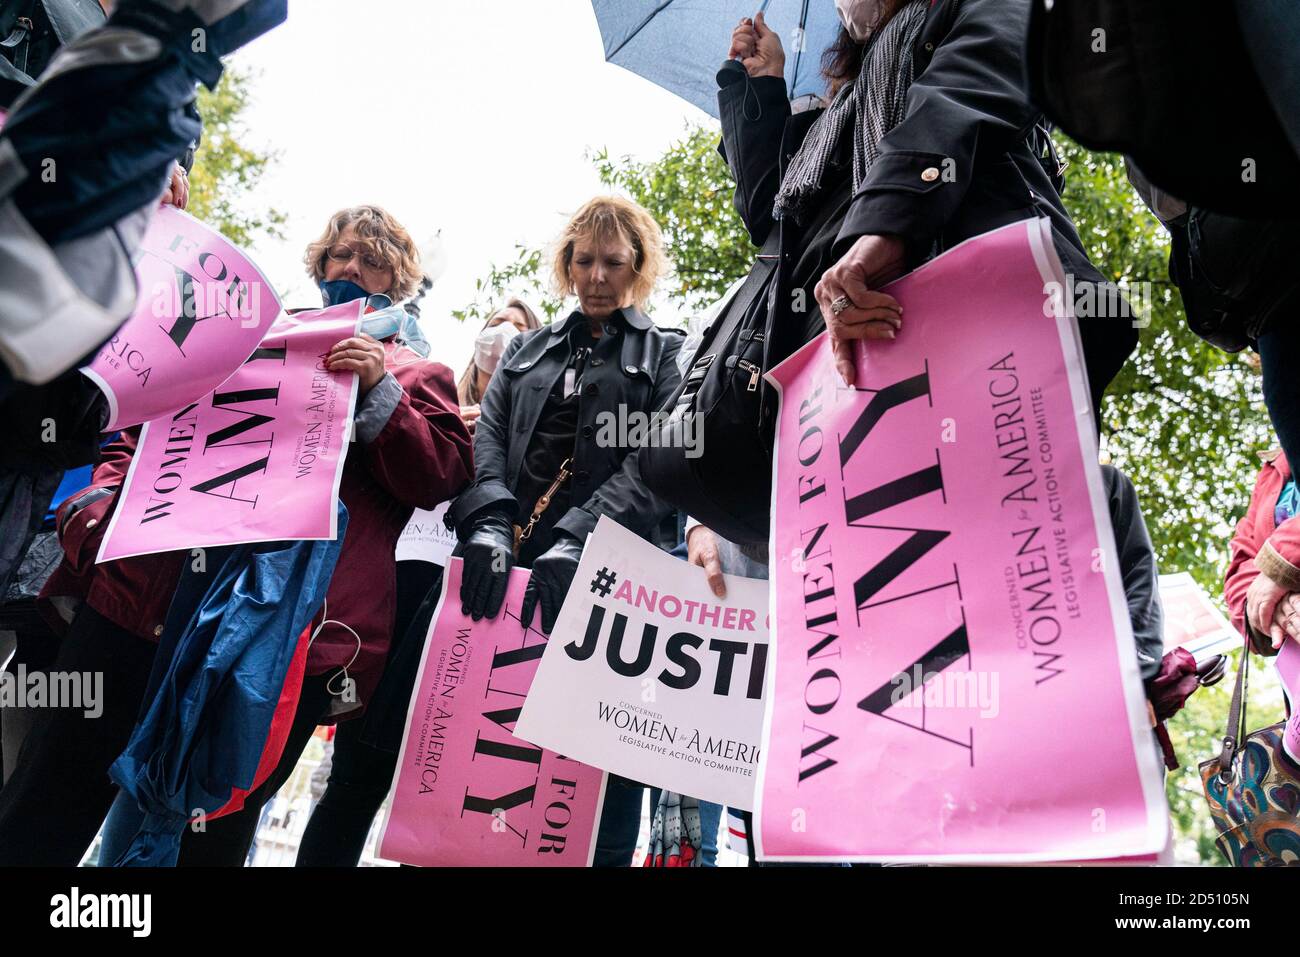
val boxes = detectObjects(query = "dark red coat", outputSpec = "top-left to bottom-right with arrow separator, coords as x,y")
41,429 -> 184,643
41,341 -> 473,716
1224,450 -> 1300,655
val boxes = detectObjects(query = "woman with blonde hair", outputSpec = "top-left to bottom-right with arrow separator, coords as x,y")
448,195 -> 682,632
446,196 -> 683,866
456,298 -> 542,433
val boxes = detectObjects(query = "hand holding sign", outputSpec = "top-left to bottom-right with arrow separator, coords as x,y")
521,533 -> 584,634
97,301 -> 362,562
325,333 -> 386,395
686,525 -> 727,599
1246,572 -> 1293,649
814,233 -> 906,386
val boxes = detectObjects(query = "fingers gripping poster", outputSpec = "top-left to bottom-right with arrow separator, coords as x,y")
757,219 -> 1168,863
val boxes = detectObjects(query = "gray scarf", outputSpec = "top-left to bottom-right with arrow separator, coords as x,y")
773,0 -> 929,224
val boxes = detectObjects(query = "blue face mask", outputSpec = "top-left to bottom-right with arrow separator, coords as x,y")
318,280 -> 431,358
319,279 -> 371,306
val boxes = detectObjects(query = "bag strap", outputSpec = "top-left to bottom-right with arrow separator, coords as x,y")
513,455 -> 574,556
0,16 -> 32,75
1215,620 -> 1252,783
694,231 -> 781,368
513,342 -> 593,556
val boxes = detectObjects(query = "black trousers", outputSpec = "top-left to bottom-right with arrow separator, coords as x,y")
294,560 -> 439,867
176,672 -> 335,867
0,620 -> 62,788
293,717 -> 396,867
0,605 -> 155,866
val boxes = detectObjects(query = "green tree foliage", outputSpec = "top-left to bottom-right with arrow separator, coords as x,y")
450,244 -> 565,327
592,127 -> 752,312
187,66 -> 286,247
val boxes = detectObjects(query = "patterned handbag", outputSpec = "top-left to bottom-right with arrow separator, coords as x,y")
1199,636 -> 1300,866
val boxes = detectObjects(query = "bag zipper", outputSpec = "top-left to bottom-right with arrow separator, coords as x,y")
737,359 -> 761,392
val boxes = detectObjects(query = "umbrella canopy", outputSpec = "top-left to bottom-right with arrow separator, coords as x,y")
99,504 -> 348,867
590,0 -> 842,118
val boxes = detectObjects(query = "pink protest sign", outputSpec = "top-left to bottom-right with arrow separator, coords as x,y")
757,218 -> 1167,863
381,559 -> 607,867
96,301 -> 361,562
1277,640 -> 1300,764
80,206 -> 282,430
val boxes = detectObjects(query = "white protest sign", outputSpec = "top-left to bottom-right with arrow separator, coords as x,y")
516,516 -> 769,810
396,501 -> 457,565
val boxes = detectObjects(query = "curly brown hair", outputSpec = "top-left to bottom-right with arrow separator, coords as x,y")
304,205 -> 424,302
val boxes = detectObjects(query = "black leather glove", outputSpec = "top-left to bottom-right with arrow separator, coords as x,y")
459,511 -> 515,621
520,533 -> 584,634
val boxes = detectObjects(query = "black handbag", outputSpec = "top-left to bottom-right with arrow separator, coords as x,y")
1025,0 -> 1300,219
1169,208 -> 1300,354
641,236 -> 781,546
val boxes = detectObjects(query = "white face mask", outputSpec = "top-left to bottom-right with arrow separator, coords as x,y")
835,0 -> 881,42
473,322 -> 521,375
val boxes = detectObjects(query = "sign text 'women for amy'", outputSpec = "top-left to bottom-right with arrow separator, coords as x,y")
381,561 -> 605,866
758,219 -> 1168,863
516,517 -> 770,810
81,206 -> 283,431
96,301 -> 361,562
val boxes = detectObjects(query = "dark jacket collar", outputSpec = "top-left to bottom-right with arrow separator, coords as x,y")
548,305 -> 653,340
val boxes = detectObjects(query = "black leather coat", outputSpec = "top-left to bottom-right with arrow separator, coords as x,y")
447,306 -> 684,552
1101,465 -> 1164,682
719,0 -> 1136,418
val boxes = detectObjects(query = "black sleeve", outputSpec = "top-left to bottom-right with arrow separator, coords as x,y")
1102,465 -> 1164,681
835,0 -> 1038,258
555,334 -> 685,544
717,66 -> 792,246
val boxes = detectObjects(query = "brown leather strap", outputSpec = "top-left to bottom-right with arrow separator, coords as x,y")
513,457 -> 574,557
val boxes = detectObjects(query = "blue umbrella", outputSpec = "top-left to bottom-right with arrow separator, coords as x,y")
98,504 -> 348,867
590,0 -> 843,118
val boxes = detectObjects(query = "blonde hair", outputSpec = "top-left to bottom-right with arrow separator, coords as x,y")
550,196 -> 665,309
304,205 -> 423,302
456,298 -> 543,406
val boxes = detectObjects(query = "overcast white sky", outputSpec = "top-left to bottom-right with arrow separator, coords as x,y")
230,0 -> 715,375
